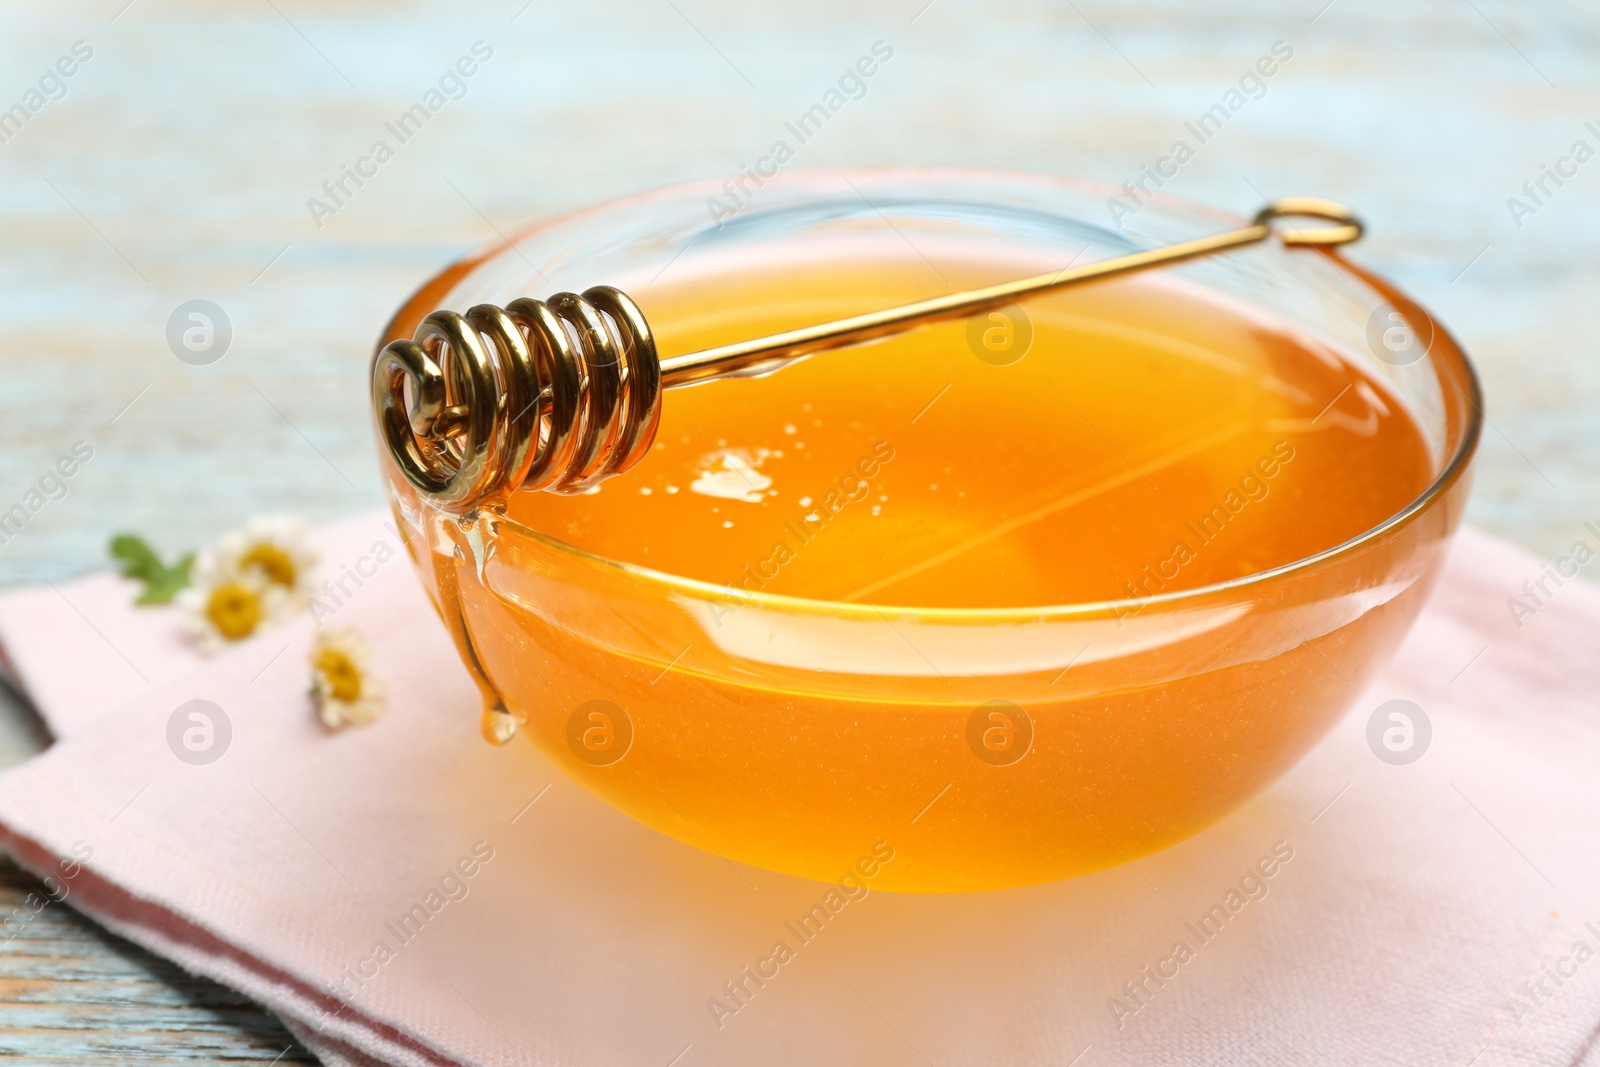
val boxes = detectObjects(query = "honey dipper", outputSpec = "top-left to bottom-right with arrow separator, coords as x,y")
373,198 -> 1361,514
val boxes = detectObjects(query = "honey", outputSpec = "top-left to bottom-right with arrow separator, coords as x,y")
411,244 -> 1459,893
507,256 -> 1434,609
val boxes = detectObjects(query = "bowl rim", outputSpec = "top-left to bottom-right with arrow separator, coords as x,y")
382,165 -> 1485,622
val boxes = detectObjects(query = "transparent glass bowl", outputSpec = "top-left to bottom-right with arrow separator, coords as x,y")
376,169 -> 1480,893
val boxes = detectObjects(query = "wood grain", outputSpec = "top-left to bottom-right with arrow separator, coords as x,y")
0,0 -> 1595,1060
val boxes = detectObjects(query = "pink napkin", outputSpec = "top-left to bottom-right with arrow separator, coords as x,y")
1,512 -> 1598,1067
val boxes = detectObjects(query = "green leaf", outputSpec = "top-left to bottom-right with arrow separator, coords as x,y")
109,534 -> 195,606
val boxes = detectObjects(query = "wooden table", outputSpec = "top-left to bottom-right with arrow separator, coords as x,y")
0,0 -> 1594,1059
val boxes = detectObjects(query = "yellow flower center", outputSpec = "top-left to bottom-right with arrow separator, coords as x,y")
241,543 -> 297,587
315,648 -> 363,703
206,582 -> 263,640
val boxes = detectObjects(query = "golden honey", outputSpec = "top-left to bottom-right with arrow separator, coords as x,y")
397,242 -> 1463,893
508,258 -> 1433,608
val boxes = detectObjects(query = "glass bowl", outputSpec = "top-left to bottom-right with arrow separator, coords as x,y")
374,168 -> 1480,893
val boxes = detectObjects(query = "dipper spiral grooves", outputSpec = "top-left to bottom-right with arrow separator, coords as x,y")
373,286 -> 661,509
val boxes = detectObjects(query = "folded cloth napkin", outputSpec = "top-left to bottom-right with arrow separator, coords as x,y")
0,511 -> 1597,1067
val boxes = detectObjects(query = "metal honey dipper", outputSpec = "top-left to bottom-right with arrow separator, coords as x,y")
373,198 -> 1362,515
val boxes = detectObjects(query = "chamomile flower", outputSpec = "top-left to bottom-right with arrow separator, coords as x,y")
309,628 -> 385,729
213,515 -> 319,605
176,567 -> 293,655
